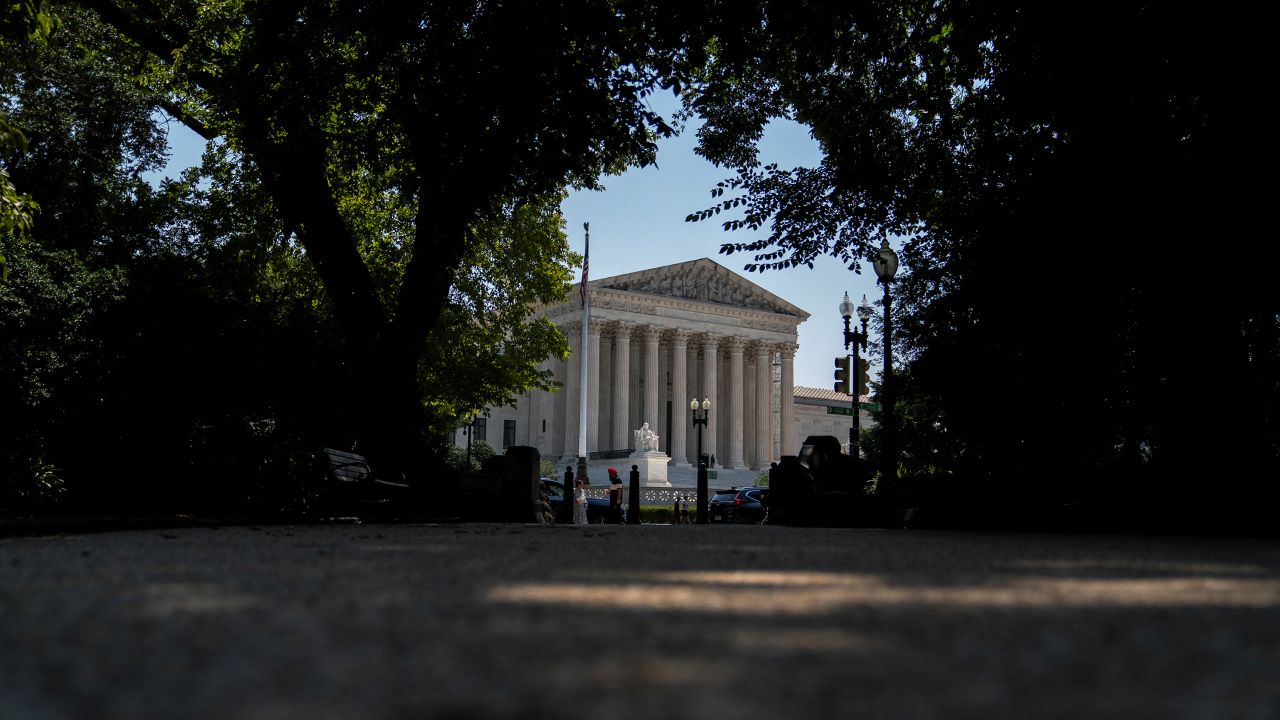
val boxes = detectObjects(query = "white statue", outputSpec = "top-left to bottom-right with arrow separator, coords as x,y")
634,422 -> 660,453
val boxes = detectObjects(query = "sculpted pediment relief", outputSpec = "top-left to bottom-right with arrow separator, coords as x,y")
597,258 -> 805,317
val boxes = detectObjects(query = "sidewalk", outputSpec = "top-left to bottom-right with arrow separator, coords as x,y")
3,523 -> 1277,719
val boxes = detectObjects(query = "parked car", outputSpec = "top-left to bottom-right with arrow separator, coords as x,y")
708,487 -> 769,524
540,478 -> 619,523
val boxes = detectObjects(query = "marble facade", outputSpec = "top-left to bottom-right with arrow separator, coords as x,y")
513,258 -> 810,471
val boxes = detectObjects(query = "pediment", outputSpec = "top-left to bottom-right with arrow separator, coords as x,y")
594,258 -> 808,318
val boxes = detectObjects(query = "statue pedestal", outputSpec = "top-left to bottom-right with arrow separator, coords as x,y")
629,451 -> 670,487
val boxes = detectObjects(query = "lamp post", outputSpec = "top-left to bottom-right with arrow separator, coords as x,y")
464,412 -> 474,468
871,238 -> 899,493
691,397 -> 711,524
839,292 -> 874,465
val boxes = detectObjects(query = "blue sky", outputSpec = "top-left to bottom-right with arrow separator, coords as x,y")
560,94 -> 886,390
152,97 -> 889,391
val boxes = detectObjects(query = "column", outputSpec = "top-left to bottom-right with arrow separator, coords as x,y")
611,321 -> 632,451
670,329 -> 690,466
587,323 -> 602,453
726,338 -> 746,469
524,358 -> 548,448
754,343 -> 772,469
536,359 -> 553,455
701,334 -> 718,464
643,325 -> 662,435
550,355 -> 565,457
523,387 -> 537,446
779,342 -> 797,456
657,339 -> 669,449
561,322 -> 581,459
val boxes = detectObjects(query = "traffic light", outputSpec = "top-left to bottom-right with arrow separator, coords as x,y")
855,356 -> 871,397
833,356 -> 851,394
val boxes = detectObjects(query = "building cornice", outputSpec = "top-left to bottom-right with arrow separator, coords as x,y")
544,288 -> 800,339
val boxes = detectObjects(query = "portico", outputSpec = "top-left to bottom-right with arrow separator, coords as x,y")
524,258 -> 808,472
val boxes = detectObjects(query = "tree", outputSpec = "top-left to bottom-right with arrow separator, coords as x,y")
1,0 -> 58,259
68,0 -> 718,473
690,3 -> 1277,521
419,196 -> 575,435
1,5 -> 581,512
1,3 -> 173,508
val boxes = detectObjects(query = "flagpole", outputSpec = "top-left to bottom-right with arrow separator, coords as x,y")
577,222 -> 590,485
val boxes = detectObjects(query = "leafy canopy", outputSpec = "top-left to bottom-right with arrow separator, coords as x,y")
70,0 -> 724,460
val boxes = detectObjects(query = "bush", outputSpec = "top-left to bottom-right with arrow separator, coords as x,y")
639,505 -> 676,524
539,459 -> 558,479
636,504 -> 705,524
445,439 -> 496,473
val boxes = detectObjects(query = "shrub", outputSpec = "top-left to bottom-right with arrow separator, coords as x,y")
539,459 -> 558,479
639,505 -> 676,524
445,439 -> 496,472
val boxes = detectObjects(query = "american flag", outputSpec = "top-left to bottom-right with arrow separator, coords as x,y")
579,222 -> 589,308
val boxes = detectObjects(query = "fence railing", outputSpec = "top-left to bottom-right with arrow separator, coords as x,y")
582,486 -> 742,505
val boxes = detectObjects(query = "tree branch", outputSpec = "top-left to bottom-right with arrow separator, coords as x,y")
72,0 -> 186,60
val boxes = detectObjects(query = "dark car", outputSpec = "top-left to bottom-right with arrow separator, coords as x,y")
540,478 -> 619,523
708,487 -> 769,524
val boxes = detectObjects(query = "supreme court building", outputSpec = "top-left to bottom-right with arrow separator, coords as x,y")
459,258 -> 815,471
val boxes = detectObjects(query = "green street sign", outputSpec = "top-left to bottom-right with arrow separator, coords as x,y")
858,402 -> 881,412
826,406 -> 853,416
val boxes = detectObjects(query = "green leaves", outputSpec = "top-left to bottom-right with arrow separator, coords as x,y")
2,0 -> 61,243
419,194 -> 574,432
0,167 -> 40,242
1,0 -> 59,42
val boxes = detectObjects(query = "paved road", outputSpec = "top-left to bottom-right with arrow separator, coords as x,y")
2,523 -> 1277,719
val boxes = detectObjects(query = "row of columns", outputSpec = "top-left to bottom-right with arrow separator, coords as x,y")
544,320 -> 797,469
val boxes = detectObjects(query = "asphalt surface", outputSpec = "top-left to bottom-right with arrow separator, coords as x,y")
2,523 -> 1277,720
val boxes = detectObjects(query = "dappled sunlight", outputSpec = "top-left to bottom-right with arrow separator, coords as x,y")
139,583 -> 263,617
487,569 -> 1280,615
652,570 -> 872,586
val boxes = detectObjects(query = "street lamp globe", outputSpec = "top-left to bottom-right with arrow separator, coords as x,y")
857,294 -> 873,323
839,291 -> 856,320
701,398 -> 711,411
690,398 -> 699,411
873,238 -> 899,282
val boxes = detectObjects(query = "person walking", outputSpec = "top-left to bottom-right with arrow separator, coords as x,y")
573,478 -> 589,525
680,494 -> 691,525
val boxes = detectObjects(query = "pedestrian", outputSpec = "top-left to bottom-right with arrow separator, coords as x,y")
574,478 -> 589,525
680,494 -> 691,524
607,468 -> 624,523
673,494 -> 681,525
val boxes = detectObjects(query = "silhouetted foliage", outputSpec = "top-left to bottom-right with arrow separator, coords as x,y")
693,3 -> 1277,529
63,0 -> 722,474
0,6 -> 585,514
